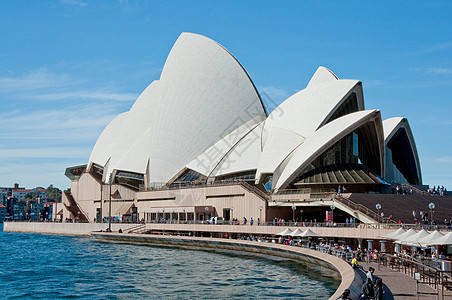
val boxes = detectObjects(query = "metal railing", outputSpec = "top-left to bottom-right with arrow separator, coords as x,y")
334,194 -> 382,223
378,252 -> 452,299
400,183 -> 430,196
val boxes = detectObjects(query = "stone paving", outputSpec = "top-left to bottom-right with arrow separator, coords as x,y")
362,261 -> 443,300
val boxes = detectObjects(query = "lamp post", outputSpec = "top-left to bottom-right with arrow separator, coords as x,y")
230,206 -> 234,224
330,205 -> 335,224
108,174 -> 112,232
300,209 -> 304,223
376,203 -> 382,220
429,202 -> 435,224
291,205 -> 296,223
259,206 -> 263,224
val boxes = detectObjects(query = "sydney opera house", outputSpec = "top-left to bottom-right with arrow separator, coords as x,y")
62,33 -> 423,224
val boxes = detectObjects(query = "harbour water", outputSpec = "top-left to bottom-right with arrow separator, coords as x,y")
0,225 -> 339,299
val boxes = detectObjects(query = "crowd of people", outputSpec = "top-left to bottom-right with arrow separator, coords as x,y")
428,185 -> 447,196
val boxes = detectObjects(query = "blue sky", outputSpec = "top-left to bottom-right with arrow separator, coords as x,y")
0,0 -> 451,190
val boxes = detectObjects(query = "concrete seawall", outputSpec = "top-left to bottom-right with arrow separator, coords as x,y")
3,222 -> 137,235
92,233 -> 363,300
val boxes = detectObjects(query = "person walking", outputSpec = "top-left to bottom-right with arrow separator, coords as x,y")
360,278 -> 374,299
373,277 -> 384,300
366,267 -> 376,283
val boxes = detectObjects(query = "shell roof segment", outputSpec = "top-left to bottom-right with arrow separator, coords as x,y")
88,32 -> 267,184
273,110 -> 383,190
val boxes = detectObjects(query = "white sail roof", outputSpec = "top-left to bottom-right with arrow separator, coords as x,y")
273,110 -> 383,190
88,33 -> 266,184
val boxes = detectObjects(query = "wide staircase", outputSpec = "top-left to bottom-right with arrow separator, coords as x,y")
240,181 -> 270,201
126,224 -> 147,234
347,193 -> 452,224
63,191 -> 89,222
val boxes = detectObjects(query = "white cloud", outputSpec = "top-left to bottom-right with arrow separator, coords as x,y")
0,103 -> 119,142
35,90 -> 138,101
428,67 -> 452,75
258,86 -> 289,100
364,80 -> 384,88
0,162 -> 73,189
0,69 -> 74,91
60,0 -> 87,6
0,69 -> 137,103
435,156 -> 452,163
258,86 -> 289,113
404,41 -> 452,57
0,147 -> 90,159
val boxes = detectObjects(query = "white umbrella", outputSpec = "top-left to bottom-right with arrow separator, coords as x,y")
382,227 -> 406,239
297,228 -> 320,237
289,228 -> 304,237
394,229 -> 418,242
398,229 -> 430,246
430,232 -> 452,245
276,228 -> 293,236
417,230 -> 444,246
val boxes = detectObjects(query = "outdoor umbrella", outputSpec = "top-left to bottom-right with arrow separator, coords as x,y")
393,229 -> 418,242
417,230 -> 444,246
297,228 -> 320,237
398,229 -> 430,246
289,228 -> 304,237
430,232 -> 452,246
276,228 -> 293,236
382,227 -> 406,239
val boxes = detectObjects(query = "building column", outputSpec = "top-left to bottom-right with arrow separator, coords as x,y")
358,238 -> 363,249
367,240 -> 373,250
380,240 -> 386,252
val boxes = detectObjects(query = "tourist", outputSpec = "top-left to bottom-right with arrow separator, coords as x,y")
373,277 -> 384,300
250,217 -> 254,226
339,288 -> 352,299
366,267 -> 375,283
360,278 -> 374,299
257,218 -> 260,226
351,256 -> 359,269
243,217 -> 247,225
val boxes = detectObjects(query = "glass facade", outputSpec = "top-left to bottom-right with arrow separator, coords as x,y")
384,146 -> 409,184
301,132 -> 359,176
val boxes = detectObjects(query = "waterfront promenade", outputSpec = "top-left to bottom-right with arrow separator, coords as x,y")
365,261 -> 439,299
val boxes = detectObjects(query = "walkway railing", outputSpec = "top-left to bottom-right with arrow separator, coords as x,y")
334,194 -> 382,223
378,252 -> 452,298
400,183 -> 430,196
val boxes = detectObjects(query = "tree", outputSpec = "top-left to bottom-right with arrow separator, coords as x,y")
46,184 -> 62,202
